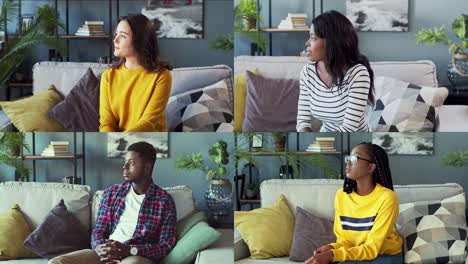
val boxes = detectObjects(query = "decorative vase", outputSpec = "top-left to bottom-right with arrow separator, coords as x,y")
245,188 -> 257,199
279,165 -> 293,179
447,53 -> 468,88
241,17 -> 257,31
205,179 -> 233,217
273,135 -> 286,152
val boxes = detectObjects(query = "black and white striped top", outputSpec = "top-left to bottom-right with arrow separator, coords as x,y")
296,62 -> 371,132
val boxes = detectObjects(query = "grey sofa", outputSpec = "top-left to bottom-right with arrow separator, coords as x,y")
0,62 -> 234,132
234,56 -> 468,132
234,179 -> 467,263
0,181 -> 233,264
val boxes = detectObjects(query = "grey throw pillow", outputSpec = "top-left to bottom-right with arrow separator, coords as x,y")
48,68 -> 100,131
243,71 -> 299,132
24,199 -> 90,258
289,207 -> 336,262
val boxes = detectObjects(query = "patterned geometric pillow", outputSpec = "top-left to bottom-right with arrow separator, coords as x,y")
165,79 -> 233,132
369,76 -> 448,132
397,193 -> 467,264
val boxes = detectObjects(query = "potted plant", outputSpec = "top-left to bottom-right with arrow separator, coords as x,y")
234,0 -> 267,54
416,14 -> 468,86
35,3 -> 65,35
271,132 -> 286,152
176,140 -> 233,216
210,34 -> 234,51
0,132 -> 29,181
441,150 -> 468,167
245,183 -> 257,199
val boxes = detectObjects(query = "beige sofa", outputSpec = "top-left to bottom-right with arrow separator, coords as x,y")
234,179 -> 467,263
234,56 -> 468,132
0,181 -> 233,264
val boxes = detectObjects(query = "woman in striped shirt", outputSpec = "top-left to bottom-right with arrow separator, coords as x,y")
306,143 -> 403,264
297,10 -> 374,132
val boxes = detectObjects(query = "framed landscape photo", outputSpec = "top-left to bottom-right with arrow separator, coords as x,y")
141,0 -> 204,39
107,132 -> 169,158
346,0 -> 409,32
372,133 -> 434,155
251,133 -> 263,148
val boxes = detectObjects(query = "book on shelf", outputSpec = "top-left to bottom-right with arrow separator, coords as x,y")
50,141 -> 69,146
277,13 -> 309,30
84,20 -> 104,25
315,137 -> 335,142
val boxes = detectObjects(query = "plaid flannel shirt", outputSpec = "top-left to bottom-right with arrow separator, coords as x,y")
91,181 -> 176,262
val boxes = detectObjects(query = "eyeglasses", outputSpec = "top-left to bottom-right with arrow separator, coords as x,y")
344,154 -> 375,165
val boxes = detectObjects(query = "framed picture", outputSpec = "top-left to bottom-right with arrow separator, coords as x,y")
141,0 -> 204,39
372,133 -> 434,155
251,133 -> 263,148
346,0 -> 409,32
107,132 -> 169,159
20,15 -> 34,33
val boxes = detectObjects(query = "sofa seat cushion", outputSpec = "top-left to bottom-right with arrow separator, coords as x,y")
0,259 -> 48,264
196,229 -> 234,264
235,257 -> 292,263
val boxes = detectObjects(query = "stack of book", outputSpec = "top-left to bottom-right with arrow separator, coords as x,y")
75,21 -> 105,36
277,13 -> 308,30
41,141 -> 72,157
306,137 -> 336,152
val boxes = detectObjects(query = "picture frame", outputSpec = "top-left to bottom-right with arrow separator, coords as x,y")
346,0 -> 409,32
20,15 -> 34,33
251,133 -> 263,148
372,132 -> 434,155
107,132 -> 169,158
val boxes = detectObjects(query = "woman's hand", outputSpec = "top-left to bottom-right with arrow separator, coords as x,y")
314,245 -> 333,255
304,250 -> 334,264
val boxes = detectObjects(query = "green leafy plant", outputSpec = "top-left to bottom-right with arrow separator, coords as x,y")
176,140 -> 230,180
234,0 -> 267,53
441,150 -> 468,167
35,3 -> 65,35
416,14 -> 468,55
210,34 -> 234,51
0,0 -> 66,87
0,132 -> 30,181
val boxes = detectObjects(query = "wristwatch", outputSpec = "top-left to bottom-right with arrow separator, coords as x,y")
130,246 -> 138,256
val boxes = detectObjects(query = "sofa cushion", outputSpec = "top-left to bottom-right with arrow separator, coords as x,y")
161,221 -> 221,264
233,68 -> 258,132
92,185 -> 196,227
165,79 -> 233,132
0,204 -> 37,260
397,193 -> 467,264
369,76 -> 448,132
24,200 -> 90,258
0,182 -> 91,232
195,229 -> 234,264
289,207 -> 336,262
0,86 -> 66,132
243,71 -> 299,132
234,195 -> 294,259
48,68 -> 100,132
176,211 -> 207,240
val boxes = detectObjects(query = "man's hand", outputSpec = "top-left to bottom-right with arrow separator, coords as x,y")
305,251 -> 334,264
96,240 -> 131,264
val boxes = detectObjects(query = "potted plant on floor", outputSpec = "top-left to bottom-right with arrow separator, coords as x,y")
176,140 -> 233,217
0,132 -> 29,181
416,14 -> 468,87
441,150 -> 468,167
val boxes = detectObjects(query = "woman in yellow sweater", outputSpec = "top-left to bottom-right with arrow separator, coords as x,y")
307,143 -> 403,264
100,14 -> 172,132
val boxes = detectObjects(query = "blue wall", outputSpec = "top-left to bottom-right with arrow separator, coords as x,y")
13,0 -> 233,69
234,0 -> 467,85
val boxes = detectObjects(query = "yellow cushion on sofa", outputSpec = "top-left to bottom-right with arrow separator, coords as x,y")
234,194 -> 294,259
0,85 -> 66,131
234,69 -> 258,132
0,204 -> 36,260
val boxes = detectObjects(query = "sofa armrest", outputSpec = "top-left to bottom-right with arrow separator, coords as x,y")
195,229 -> 233,264
234,228 -> 250,261
436,105 -> 468,132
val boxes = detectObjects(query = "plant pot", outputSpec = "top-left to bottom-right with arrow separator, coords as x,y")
447,53 -> 468,88
273,135 -> 286,152
205,179 -> 233,217
241,17 -> 257,31
245,188 -> 257,199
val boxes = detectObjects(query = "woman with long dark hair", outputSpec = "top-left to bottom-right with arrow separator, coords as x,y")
100,14 -> 172,132
306,143 -> 403,264
297,10 -> 374,132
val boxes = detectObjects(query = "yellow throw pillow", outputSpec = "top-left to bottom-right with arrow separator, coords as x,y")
234,69 -> 258,132
0,204 -> 36,260
234,194 -> 294,259
0,85 -> 66,131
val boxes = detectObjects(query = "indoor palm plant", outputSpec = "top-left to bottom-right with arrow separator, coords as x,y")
0,0 -> 65,87
0,132 -> 29,181
416,14 -> 468,86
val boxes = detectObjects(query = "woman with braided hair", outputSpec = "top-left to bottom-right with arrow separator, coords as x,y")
306,143 -> 403,264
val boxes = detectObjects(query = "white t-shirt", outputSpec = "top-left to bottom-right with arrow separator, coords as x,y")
109,186 -> 145,243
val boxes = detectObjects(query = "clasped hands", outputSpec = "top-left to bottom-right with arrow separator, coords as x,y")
305,245 -> 334,264
95,240 -> 131,264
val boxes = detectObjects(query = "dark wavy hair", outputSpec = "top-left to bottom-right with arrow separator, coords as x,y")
312,10 -> 374,105
113,14 -> 171,72
343,142 -> 393,194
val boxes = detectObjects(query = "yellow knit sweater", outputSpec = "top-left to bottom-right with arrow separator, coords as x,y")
99,64 -> 172,132
330,184 -> 403,262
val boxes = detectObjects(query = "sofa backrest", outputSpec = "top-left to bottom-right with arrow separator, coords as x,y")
260,179 -> 464,221
234,56 -> 438,87
32,62 -> 234,108
91,185 -> 196,228
0,182 -> 91,231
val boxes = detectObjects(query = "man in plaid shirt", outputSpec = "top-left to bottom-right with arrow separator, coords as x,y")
49,142 -> 177,264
